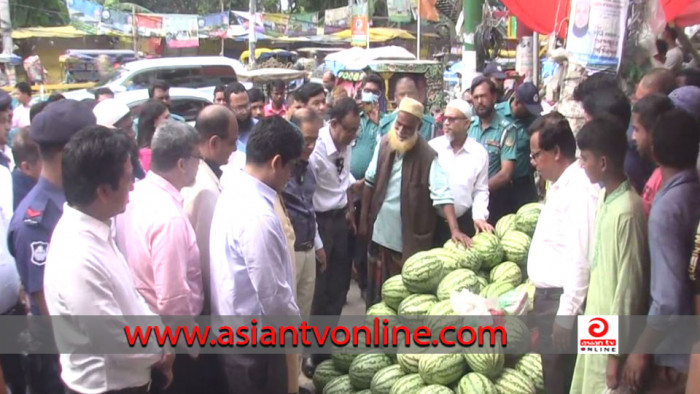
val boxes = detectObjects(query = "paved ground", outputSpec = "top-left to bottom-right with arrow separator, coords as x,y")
298,281 -> 364,392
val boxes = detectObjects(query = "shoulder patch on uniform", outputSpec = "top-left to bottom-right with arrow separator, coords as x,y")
505,136 -> 515,147
30,241 -> 48,266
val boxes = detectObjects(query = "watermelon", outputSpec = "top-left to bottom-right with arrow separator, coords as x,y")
461,248 -> 482,271
427,299 -> 455,316
515,281 -> 535,312
443,239 -> 468,254
471,232 -> 503,269
480,282 -> 514,299
371,364 -> 406,394
332,353 -> 358,373
357,390 -> 372,394
417,384 -> 454,394
397,353 -> 423,373
495,214 -> 516,239
418,353 -> 467,386
500,231 -> 531,266
494,368 -> 536,394
489,262 -> 522,287
382,275 -> 411,310
390,373 -> 426,394
398,294 -> 438,316
323,375 -> 354,394
514,203 -> 542,236
463,346 -> 504,378
515,354 -> 543,391
402,252 -> 444,294
349,353 -> 394,390
456,372 -> 497,394
474,276 -> 488,292
436,269 -> 479,300
502,318 -> 530,353
313,359 -> 345,392
428,248 -> 465,272
367,302 -> 397,317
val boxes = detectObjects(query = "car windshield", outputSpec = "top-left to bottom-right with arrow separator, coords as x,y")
97,66 -> 129,86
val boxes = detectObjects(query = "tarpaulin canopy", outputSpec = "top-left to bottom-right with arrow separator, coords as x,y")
332,27 -> 416,42
12,25 -> 129,39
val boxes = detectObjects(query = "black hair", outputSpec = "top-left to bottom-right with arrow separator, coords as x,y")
676,68 -> 700,88
137,99 -> 168,148
528,112 -> 577,159
11,126 -> 40,165
581,87 -> 631,126
47,93 -> 65,103
665,25 -> 679,41
214,85 -> 226,96
632,93 -> 674,131
148,80 -> 170,98
656,39 -> 668,57
247,87 -> 265,103
94,87 -> 114,100
296,82 -> 325,105
652,108 -> 700,169
290,108 -> 321,129
246,116 -> 303,166
14,82 -> 31,96
286,90 -> 302,106
576,115 -> 628,170
225,82 -> 247,100
62,126 -> 135,207
328,97 -> 359,122
363,73 -> 385,92
470,76 -> 498,95
29,101 -> 49,122
195,106 -> 233,140
270,80 -> 286,92
572,72 -> 620,101
640,68 -> 677,95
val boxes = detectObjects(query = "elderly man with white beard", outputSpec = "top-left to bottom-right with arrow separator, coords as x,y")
358,97 -> 471,305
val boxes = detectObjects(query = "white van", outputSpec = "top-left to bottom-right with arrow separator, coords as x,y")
64,56 -> 246,100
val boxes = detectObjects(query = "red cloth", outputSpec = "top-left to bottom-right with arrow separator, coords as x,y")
499,0 -> 570,38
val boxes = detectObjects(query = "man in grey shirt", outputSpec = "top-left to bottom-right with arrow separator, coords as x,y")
662,25 -> 684,72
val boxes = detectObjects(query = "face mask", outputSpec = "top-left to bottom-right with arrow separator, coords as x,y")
361,90 -> 379,104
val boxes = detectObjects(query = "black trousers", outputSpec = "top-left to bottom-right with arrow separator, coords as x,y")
153,354 -> 226,394
0,303 -> 27,394
509,175 -> 539,212
25,354 -> 64,394
433,210 -> 475,247
534,287 -> 578,394
219,354 -> 287,394
312,208 -> 352,316
350,200 -> 368,291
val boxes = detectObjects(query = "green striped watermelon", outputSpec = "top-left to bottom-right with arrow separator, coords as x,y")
418,353 -> 466,386
357,390 -> 372,394
313,359 -> 345,392
417,384 -> 454,394
437,269 -> 479,300
349,353 -> 394,390
390,373 -> 426,394
382,275 -> 411,310
460,248 -> 482,271
398,294 -> 438,316
503,318 -> 530,353
474,276 -> 488,292
515,281 -> 535,312
479,282 -> 514,299
397,353 -> 423,373
428,248 -> 465,273
323,375 -> 354,394
332,353 -> 358,373
443,239 -> 468,254
371,364 -> 406,394
500,231 -> 531,266
463,346 -> 504,378
427,299 -> 456,316
367,302 -> 397,317
494,368 -> 535,394
514,203 -> 542,236
402,252 -> 444,294
456,372 -> 497,394
489,262 -> 522,287
515,354 -> 543,391
471,233 -> 503,270
495,214 -> 517,239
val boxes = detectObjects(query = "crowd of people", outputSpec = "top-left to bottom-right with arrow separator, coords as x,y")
0,51 -> 699,394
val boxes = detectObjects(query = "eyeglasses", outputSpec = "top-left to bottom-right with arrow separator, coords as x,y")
529,150 -> 543,161
443,116 -> 468,123
334,157 -> 344,176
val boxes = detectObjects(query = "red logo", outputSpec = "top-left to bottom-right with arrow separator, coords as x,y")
588,317 -> 609,338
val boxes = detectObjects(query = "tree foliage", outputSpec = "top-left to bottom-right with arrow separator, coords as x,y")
11,0 -> 69,28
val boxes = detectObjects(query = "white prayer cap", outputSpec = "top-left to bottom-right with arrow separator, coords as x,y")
445,99 -> 474,119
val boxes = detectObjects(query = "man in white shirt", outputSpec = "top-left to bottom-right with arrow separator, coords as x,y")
527,112 -> 599,394
429,99 -> 491,242
209,116 -> 303,393
12,82 -> 32,130
662,26 -> 684,72
44,126 -> 174,394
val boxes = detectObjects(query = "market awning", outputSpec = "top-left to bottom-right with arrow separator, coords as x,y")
332,27 -> 416,42
12,25 -> 128,39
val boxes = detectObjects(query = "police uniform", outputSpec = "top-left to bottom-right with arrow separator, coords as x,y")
468,111 -> 516,224
7,99 -> 96,394
378,110 -> 436,141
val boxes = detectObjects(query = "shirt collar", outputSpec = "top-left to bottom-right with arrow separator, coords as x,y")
602,180 -> 631,204
472,111 -> 504,131
204,158 -> 223,179
441,134 -> 473,154
239,168 -> 278,206
320,125 -> 340,157
660,168 -> 699,193
551,161 -> 582,191
62,203 -> 112,241
145,171 -> 183,205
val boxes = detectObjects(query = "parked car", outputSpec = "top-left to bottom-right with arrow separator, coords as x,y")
115,87 -> 212,126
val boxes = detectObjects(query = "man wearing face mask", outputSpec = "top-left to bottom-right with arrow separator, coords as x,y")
378,76 -> 435,141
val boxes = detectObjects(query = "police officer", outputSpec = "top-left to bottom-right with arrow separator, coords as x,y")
8,99 -> 96,394
495,82 -> 542,211
483,61 -> 510,103
468,76 -> 517,225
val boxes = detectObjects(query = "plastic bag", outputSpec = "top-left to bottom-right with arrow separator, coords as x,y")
497,289 -> 529,316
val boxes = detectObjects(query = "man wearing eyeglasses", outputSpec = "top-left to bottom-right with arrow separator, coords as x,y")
226,82 -> 258,154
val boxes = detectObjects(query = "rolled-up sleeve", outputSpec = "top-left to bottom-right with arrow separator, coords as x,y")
429,158 -> 453,206
364,143 -> 380,188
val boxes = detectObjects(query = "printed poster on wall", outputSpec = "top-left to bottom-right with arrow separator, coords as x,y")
565,0 -> 629,71
286,12 -> 318,37
387,0 -> 412,22
351,3 -> 369,47
136,14 -> 163,37
261,13 -> 290,37
199,12 -> 230,36
100,9 -> 133,34
324,6 -> 350,34
66,0 -> 102,24
163,14 -> 199,48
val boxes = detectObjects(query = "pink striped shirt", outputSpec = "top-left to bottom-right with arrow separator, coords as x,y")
115,172 -> 203,315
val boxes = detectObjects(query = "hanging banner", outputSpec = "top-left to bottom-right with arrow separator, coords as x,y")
261,13 -> 289,37
136,14 -> 164,37
286,12 -> 318,37
100,9 -> 133,34
324,6 -> 350,34
163,14 -> 199,48
198,12 -> 230,33
351,3 -> 368,47
66,0 -> 103,24
387,0 -> 412,22
565,0 -> 629,71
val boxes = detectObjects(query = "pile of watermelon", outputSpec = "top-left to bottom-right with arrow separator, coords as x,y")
312,203 -> 546,394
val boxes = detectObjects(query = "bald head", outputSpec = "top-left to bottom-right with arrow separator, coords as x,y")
395,76 -> 419,104
290,107 -> 322,131
195,105 -> 239,165
636,68 -> 677,100
322,71 -> 336,92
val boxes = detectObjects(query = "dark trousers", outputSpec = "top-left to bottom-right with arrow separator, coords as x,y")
350,200 -> 368,291
219,354 -> 287,394
153,354 -> 225,394
487,187 -> 510,226
434,210 -> 475,247
1,303 -> 27,394
312,208 -> 352,316
509,176 -> 539,212
26,354 -> 64,394
534,287 -> 577,394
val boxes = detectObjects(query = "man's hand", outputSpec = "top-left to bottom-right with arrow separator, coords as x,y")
316,248 -> 327,272
451,230 -> 472,248
606,356 -> 621,389
154,353 -> 175,389
350,180 -> 364,195
623,353 -> 651,391
551,322 -> 572,352
346,210 -> 357,235
474,219 -> 494,234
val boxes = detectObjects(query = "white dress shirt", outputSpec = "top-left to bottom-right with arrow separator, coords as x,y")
44,204 -> 162,394
527,162 -> 599,326
0,211 -> 20,313
12,104 -> 30,129
429,135 -> 490,221
209,169 -> 299,316
309,125 -> 354,212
